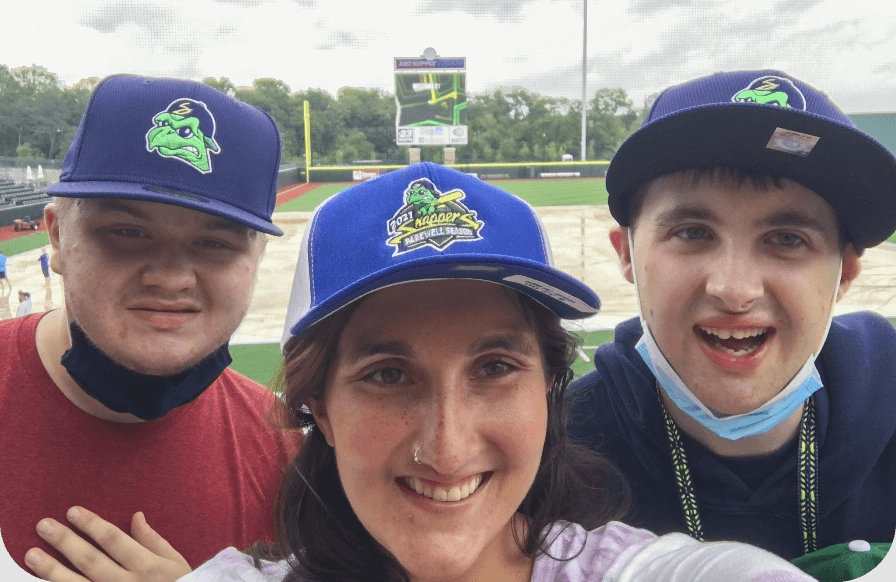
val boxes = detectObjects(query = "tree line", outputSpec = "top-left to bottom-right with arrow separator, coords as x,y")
0,64 -> 648,166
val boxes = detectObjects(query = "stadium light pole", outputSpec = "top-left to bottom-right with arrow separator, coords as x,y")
581,0 -> 587,161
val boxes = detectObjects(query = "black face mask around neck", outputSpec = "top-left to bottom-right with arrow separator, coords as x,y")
60,322 -> 232,421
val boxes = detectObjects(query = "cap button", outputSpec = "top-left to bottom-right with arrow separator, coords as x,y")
848,540 -> 872,552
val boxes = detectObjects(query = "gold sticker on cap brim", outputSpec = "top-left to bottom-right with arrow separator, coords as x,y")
766,128 -> 820,157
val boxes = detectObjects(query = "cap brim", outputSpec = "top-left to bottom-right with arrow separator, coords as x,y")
286,254 -> 600,342
607,104 -> 896,248
47,180 -> 284,236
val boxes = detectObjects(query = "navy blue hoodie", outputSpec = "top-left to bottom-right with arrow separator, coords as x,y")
568,312 -> 896,560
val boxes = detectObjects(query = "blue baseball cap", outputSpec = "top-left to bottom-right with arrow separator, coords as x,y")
281,162 -> 600,348
47,74 -> 283,235
607,70 -> 896,248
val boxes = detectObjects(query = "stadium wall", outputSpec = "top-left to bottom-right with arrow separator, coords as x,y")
307,160 -> 610,183
0,202 -> 46,227
277,164 -> 302,188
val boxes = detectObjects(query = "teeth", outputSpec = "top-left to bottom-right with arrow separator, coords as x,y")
698,326 -> 769,357
713,342 -> 759,356
404,474 -> 484,502
700,326 -> 767,339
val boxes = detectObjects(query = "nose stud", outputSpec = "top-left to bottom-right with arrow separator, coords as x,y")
414,446 -> 423,465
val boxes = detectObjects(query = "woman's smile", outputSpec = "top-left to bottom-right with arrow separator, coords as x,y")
400,472 -> 490,503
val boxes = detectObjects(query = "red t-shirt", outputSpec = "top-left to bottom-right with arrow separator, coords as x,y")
0,314 -> 296,575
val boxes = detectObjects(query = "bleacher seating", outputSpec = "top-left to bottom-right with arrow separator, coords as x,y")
0,178 -> 47,208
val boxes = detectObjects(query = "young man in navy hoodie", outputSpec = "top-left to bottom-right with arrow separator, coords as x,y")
568,70 -> 896,561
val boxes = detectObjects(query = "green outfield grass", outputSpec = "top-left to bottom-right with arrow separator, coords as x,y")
0,232 -> 50,255
229,343 -> 284,390
484,178 -> 608,207
570,329 -> 615,377
273,177 -> 608,212
274,183 -> 352,212
889,232 -> 896,244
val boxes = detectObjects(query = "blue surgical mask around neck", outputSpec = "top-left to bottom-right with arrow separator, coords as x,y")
627,229 -> 840,441
60,321 -> 232,421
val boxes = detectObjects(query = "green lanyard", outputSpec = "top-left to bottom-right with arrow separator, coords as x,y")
657,386 -> 819,554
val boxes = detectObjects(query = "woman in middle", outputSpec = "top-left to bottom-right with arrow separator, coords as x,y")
220,162 -> 814,582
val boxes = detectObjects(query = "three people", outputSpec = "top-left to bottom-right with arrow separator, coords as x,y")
27,164 -> 817,582
1,74 -> 293,574
568,70 -> 896,560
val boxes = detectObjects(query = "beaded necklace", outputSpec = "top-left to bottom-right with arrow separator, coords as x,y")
657,386 -> 819,554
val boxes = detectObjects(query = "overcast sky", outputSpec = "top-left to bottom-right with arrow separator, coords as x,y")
4,0 -> 895,113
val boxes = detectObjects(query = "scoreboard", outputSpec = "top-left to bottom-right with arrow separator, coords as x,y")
394,56 -> 467,146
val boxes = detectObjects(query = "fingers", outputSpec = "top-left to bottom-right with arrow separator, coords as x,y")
30,508 -> 192,582
28,517 -> 115,582
25,547 -> 90,582
130,512 -> 189,568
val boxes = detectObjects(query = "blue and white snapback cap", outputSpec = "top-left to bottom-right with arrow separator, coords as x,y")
282,162 -> 600,349
607,70 -> 896,248
47,74 -> 283,235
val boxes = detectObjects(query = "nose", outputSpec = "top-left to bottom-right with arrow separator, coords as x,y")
140,246 -> 197,291
704,247 -> 764,311
416,384 -> 478,476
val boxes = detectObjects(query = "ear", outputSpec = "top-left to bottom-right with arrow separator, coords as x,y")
836,244 -> 862,302
307,397 -> 335,447
44,203 -> 64,276
610,226 -> 634,284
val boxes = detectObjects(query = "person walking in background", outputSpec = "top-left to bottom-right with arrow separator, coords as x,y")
38,247 -> 51,287
0,247 -> 11,293
16,290 -> 32,317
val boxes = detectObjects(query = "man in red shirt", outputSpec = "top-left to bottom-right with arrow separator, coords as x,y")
0,75 -> 294,577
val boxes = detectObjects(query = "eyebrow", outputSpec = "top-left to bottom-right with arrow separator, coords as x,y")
469,332 -> 535,357
754,210 -> 830,235
343,340 -> 415,366
343,331 -> 535,365
205,219 -> 253,237
94,199 -> 252,236
94,199 -> 148,219
652,204 -> 718,231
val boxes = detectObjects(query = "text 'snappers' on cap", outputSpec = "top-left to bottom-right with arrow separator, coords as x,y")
47,74 -> 283,235
607,70 -> 896,249
281,162 -> 600,349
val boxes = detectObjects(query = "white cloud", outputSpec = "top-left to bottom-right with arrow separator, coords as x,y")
1,0 -> 893,112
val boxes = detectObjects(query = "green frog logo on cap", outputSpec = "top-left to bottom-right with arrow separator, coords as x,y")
732,76 -> 806,110
146,99 -> 221,173
386,178 -> 483,255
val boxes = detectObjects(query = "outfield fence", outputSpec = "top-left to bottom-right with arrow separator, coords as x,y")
306,160 -> 610,183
